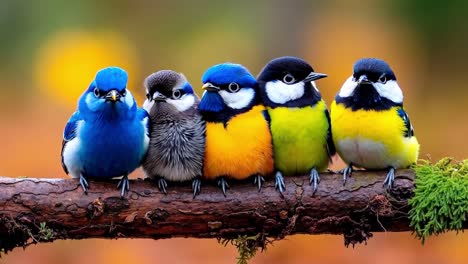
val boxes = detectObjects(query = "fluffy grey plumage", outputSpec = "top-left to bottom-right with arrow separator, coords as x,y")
142,70 -> 205,195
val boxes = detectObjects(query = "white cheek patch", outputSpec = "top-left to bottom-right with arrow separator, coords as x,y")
123,90 -> 135,108
265,81 -> 305,104
143,99 -> 154,112
338,76 -> 358,98
373,80 -> 403,103
219,88 -> 255,109
85,93 -> 101,112
167,94 -> 195,112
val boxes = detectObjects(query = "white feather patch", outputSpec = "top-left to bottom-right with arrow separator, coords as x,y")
123,89 -> 135,108
143,99 -> 154,112
337,137 -> 393,169
167,94 -> 195,112
338,76 -> 357,98
219,88 -> 255,109
62,120 -> 84,178
373,80 -> 403,103
265,81 -> 304,104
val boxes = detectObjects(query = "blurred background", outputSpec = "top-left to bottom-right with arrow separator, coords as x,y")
0,0 -> 467,263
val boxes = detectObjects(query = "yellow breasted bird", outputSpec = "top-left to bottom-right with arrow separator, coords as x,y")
198,63 -> 274,195
257,56 -> 334,193
331,58 -> 419,188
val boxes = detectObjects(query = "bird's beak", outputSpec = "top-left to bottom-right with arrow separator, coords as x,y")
154,92 -> 167,102
105,90 -> 121,102
357,75 -> 371,84
202,82 -> 220,92
304,72 -> 328,82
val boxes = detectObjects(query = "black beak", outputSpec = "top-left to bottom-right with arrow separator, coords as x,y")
357,75 -> 371,84
105,90 -> 122,102
202,82 -> 220,92
304,72 -> 328,82
154,92 -> 167,102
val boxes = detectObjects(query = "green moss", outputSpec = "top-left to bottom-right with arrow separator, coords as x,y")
409,158 -> 468,243
38,222 -> 55,241
219,234 -> 270,264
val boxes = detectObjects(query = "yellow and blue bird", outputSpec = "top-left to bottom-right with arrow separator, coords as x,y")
257,56 -> 334,193
61,67 -> 149,197
198,63 -> 274,195
331,58 -> 419,188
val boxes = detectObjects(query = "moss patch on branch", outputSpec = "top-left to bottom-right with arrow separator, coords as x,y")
409,158 -> 468,243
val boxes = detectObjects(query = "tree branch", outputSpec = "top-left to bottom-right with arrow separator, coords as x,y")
0,170 -> 415,252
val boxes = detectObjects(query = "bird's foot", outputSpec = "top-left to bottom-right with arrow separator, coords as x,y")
79,174 -> 89,194
117,175 -> 129,198
383,167 -> 395,189
341,164 -> 353,186
156,176 -> 168,194
309,168 -> 320,194
253,175 -> 265,191
217,177 -> 229,197
275,171 -> 286,193
192,176 -> 202,198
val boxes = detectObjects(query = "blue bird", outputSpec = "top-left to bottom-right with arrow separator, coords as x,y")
61,67 -> 150,197
199,63 -> 274,195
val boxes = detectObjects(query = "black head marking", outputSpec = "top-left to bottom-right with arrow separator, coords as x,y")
257,56 -> 323,108
353,58 -> 396,82
257,56 -> 314,83
145,70 -> 185,98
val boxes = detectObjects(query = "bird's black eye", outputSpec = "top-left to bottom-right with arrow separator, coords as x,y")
228,82 -> 240,93
283,74 -> 296,84
379,75 -> 387,83
172,89 -> 182,99
120,89 -> 127,96
93,88 -> 101,97
146,93 -> 151,100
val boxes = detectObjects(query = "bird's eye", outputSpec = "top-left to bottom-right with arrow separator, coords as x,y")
146,93 -> 151,100
283,74 -> 296,84
120,89 -> 127,96
228,82 -> 240,93
93,88 -> 101,97
379,75 -> 387,83
172,89 -> 182,99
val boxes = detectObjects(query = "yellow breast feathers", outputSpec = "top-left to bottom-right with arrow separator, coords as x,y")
203,105 -> 274,180
330,101 -> 419,169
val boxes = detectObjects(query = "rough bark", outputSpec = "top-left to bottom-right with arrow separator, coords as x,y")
0,170 -> 415,253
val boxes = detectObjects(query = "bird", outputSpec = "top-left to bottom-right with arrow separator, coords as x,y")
141,70 -> 206,197
331,58 -> 419,188
61,66 -> 150,198
257,56 -> 335,194
198,63 -> 274,195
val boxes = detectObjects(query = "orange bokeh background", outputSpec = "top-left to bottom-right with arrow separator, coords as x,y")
0,0 -> 467,263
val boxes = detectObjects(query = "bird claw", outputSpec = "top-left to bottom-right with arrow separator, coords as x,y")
342,164 -> 353,186
275,171 -> 286,193
157,177 -> 168,194
253,175 -> 265,191
192,177 -> 202,198
309,168 -> 320,194
383,167 -> 395,189
79,174 -> 89,194
117,175 -> 129,198
217,177 -> 229,197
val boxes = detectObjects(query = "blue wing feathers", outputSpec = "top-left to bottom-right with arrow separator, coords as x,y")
63,111 -> 82,141
397,108 -> 414,138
